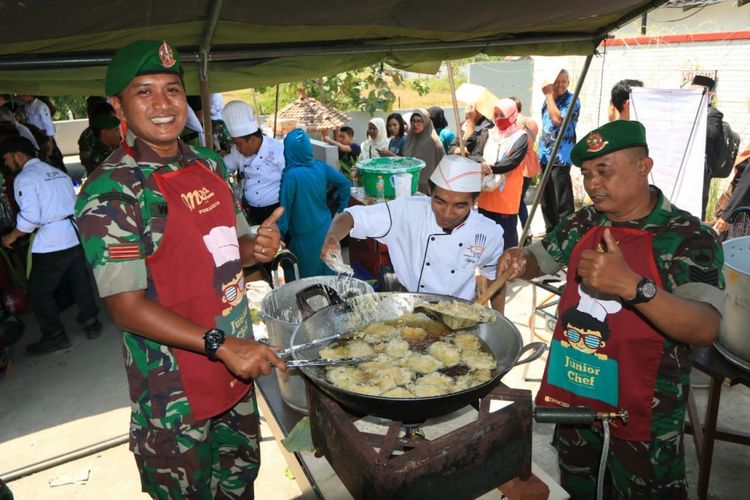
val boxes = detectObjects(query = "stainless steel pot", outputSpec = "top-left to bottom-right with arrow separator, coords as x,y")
290,289 -> 546,422
717,235 -> 750,370
259,254 -> 374,413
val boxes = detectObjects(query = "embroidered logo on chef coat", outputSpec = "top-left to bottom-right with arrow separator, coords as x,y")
463,233 -> 487,264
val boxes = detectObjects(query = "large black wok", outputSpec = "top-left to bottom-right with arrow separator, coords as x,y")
290,286 -> 546,422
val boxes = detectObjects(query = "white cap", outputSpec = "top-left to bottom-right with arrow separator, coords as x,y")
202,226 -> 240,268
429,155 -> 481,193
576,284 -> 622,323
222,100 -> 259,137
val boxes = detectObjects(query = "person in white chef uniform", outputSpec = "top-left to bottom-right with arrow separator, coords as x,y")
321,154 -> 506,311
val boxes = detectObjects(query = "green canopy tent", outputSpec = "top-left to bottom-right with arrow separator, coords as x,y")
0,0 -> 666,96
0,0 -> 668,249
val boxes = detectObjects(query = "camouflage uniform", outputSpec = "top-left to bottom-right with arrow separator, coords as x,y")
77,126 -> 98,173
529,186 -> 725,499
75,132 -> 259,499
212,119 -> 233,154
85,139 -> 114,176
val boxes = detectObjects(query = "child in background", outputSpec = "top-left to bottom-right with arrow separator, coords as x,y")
323,126 -> 361,180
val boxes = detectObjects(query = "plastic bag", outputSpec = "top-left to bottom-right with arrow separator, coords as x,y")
481,173 -> 506,192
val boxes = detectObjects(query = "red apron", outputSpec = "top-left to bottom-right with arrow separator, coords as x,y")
145,161 -> 253,421
535,226 -> 665,441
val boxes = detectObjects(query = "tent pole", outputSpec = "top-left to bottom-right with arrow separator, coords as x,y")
518,53 -> 594,248
198,0 -> 224,151
199,55 -> 213,150
445,60 -> 466,156
273,84 -> 280,138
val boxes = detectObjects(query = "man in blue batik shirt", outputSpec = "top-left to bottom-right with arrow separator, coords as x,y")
538,69 -> 581,232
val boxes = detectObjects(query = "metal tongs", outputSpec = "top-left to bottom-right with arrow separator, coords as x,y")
275,333 -> 343,358
284,357 -> 365,368
265,334 -> 363,368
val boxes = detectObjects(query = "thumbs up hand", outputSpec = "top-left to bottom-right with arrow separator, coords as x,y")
577,228 -> 641,298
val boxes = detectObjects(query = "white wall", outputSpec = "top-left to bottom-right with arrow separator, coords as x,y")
529,39 -> 750,153
618,2 -> 750,37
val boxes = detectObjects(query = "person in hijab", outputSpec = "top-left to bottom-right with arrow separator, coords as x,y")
378,113 -> 407,157
475,98 -> 528,249
359,117 -> 389,160
402,109 -> 445,194
428,106 -> 456,154
278,129 -> 351,278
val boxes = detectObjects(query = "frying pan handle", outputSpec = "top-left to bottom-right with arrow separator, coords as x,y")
295,284 -> 344,320
512,341 -> 547,368
270,250 -> 300,288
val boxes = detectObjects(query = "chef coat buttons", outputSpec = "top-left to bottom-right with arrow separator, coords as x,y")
426,262 -> 430,266
451,270 -> 455,274
431,237 -> 435,241
420,285 -> 424,288
458,243 -> 463,247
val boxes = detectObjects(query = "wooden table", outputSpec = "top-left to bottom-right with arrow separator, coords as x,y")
685,344 -> 750,500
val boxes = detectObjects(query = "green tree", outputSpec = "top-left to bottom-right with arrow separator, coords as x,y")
294,65 -> 405,114
48,96 -> 87,120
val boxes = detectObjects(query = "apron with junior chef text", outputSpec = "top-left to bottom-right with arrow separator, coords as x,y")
145,160 -> 254,421
535,226 -> 665,441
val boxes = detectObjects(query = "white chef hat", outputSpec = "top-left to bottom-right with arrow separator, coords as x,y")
210,93 -> 225,121
577,284 -> 622,323
429,154 -> 481,193
222,100 -> 259,138
202,226 -> 240,268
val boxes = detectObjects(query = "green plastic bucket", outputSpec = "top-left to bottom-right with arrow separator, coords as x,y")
356,157 -> 425,198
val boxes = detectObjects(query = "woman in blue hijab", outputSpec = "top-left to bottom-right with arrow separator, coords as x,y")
278,128 -> 351,278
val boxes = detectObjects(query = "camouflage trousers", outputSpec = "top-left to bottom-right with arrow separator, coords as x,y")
553,419 -> 687,499
130,387 -> 261,500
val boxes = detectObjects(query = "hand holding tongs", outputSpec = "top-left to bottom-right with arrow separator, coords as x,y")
262,335 -> 362,368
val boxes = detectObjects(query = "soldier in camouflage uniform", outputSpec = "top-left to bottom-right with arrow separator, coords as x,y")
85,114 -> 122,175
499,120 -> 724,499
74,40 -> 287,499
78,100 -> 118,175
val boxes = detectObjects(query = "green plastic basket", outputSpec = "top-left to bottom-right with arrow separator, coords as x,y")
356,157 -> 425,198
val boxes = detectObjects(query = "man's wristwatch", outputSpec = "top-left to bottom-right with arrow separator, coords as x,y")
625,277 -> 657,305
203,328 -> 225,361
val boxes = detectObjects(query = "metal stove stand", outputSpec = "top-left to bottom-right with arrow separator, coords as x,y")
306,381 -> 533,500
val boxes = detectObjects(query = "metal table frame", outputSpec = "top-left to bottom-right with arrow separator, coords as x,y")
684,345 -> 750,500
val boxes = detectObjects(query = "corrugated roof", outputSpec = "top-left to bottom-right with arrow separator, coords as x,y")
277,96 -> 351,130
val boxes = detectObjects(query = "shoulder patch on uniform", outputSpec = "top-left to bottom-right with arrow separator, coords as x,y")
108,244 -> 142,260
688,266 -> 720,286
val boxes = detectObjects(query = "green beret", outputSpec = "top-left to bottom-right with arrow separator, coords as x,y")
105,40 -> 182,96
90,114 -> 120,130
570,120 -> 648,166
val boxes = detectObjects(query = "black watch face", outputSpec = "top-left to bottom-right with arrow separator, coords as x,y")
206,329 -> 224,343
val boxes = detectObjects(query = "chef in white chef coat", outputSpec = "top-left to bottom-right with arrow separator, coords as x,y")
222,100 -> 286,225
321,154 -> 506,311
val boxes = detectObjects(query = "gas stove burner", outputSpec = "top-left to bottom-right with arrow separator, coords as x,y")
306,380 -> 534,499
400,422 -> 426,440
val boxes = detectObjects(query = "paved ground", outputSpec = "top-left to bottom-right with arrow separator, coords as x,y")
2,208 -> 749,498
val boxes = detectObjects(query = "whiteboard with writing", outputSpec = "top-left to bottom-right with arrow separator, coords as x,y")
629,87 -> 707,218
